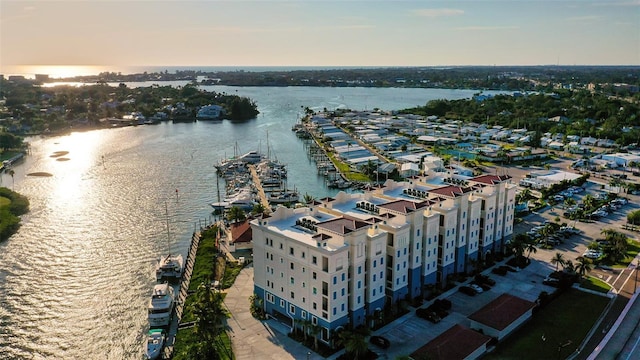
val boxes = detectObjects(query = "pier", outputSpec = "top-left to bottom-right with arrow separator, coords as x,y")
248,164 -> 271,213
162,231 -> 202,359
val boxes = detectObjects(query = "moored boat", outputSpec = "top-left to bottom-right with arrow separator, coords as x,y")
155,254 -> 184,282
148,283 -> 175,328
145,329 -> 165,360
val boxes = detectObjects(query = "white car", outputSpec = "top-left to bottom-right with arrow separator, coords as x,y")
583,250 -> 602,259
469,284 -> 484,294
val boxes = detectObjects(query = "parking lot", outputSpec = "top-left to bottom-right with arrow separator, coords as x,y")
370,255 -> 560,359
370,181 -> 640,359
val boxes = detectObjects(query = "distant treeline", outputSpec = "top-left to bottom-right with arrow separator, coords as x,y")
54,66 -> 640,93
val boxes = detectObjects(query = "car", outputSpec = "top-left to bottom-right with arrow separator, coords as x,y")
369,335 -> 391,349
417,308 -> 442,323
471,281 -> 491,291
492,267 -> 508,276
459,285 -> 477,296
433,298 -> 452,310
469,283 -> 484,293
543,277 -> 561,288
499,265 -> 517,272
475,274 -> 496,286
583,250 -> 602,259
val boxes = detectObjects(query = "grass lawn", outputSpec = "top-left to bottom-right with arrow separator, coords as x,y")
327,152 -> 370,182
173,327 -> 234,360
610,239 -> 640,269
188,236 -> 219,292
580,276 -> 612,293
486,288 -> 609,360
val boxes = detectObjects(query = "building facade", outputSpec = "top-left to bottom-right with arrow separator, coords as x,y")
251,174 -> 516,346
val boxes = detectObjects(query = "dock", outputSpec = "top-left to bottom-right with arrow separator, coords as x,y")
162,231 -> 202,359
248,164 -> 271,214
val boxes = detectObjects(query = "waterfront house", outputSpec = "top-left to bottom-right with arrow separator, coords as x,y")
468,293 -> 536,341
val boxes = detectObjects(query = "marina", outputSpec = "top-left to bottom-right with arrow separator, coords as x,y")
0,85 -> 491,359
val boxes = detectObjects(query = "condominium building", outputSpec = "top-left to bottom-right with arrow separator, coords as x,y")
251,173 -> 515,346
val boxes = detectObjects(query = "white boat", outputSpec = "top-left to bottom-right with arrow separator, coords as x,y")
148,283 -> 175,328
155,254 -> 184,282
155,202 -> 184,282
210,188 -> 256,211
145,329 -> 165,360
238,151 -> 264,164
268,190 -> 299,204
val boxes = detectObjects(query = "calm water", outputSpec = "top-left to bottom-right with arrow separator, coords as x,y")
0,86 -> 494,359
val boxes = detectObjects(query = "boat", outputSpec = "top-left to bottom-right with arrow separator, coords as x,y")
145,329 -> 165,360
155,253 -> 184,282
148,283 -> 175,328
155,203 -> 184,282
210,187 -> 256,211
267,190 -> 299,204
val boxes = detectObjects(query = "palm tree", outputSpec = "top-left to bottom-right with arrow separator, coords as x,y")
226,206 -> 246,223
583,194 -> 595,211
563,197 -> 576,210
338,327 -> 370,360
308,322 -> 321,351
251,203 -> 266,216
8,169 -> 14,191
551,252 -> 566,271
516,188 -> 532,204
575,256 -> 593,279
190,283 -> 228,358
303,193 -> 315,204
510,234 -> 527,265
524,237 -> 538,260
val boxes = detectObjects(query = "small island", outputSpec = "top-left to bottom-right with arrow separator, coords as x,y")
0,187 -> 29,242
0,79 -> 260,135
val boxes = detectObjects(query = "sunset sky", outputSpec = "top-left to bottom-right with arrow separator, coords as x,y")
1,0 -> 639,75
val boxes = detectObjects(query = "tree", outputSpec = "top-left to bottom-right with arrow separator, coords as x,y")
575,256 -> 593,279
563,197 -> 576,209
338,327 -> 370,360
308,322 -> 321,351
8,169 -> 14,191
303,193 -> 315,204
551,252 -> 566,271
601,229 -> 628,262
583,194 -> 595,211
226,206 -> 246,223
251,203 -> 267,216
524,237 -> 538,260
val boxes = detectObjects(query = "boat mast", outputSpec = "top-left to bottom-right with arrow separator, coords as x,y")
165,201 -> 171,255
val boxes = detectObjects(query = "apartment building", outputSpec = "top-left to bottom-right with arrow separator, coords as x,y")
251,174 -> 515,346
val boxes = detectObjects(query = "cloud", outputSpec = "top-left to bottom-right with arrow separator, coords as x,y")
455,26 -> 520,31
567,15 -> 603,22
23,6 -> 36,11
412,8 -> 464,17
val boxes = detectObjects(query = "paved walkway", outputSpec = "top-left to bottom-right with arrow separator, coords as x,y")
223,265 -> 322,360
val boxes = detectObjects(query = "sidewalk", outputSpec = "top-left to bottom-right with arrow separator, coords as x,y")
223,265 -> 322,360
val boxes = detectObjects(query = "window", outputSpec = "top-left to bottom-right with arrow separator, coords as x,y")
333,308 -> 336,316
341,304 -> 345,312
380,257 -> 384,265
333,292 -> 336,300
358,266 -> 362,274
290,292 -> 295,299
417,229 -> 420,237
313,272 -> 317,280
416,256 -> 419,263
312,316 -> 317,325
290,277 -> 294,285
380,285 -> 383,293
313,303 -> 317,310
373,260 -> 377,268
302,282 -> 306,288
358,280 -> 361,289
290,263 -> 294,270
357,296 -> 361,304
333,276 -> 337,285
313,287 -> 317,295
302,251 -> 305,258
280,272 -> 284,278
312,256 -> 317,265
373,289 -> 376,296
342,273 -> 345,281
280,299 -> 285,307
302,310 -> 307,318
289,247 -> 294,255
404,248 -> 407,255
280,243 -> 283,250
341,288 -> 345,296
265,238 -> 269,245
397,250 -> 400,257
280,258 -> 283,264
266,293 -> 274,303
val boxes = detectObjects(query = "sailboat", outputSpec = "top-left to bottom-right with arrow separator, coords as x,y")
155,203 -> 184,282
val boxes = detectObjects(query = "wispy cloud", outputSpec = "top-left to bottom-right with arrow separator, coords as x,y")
412,8 -> 464,17
567,15 -> 603,22
455,26 -> 520,31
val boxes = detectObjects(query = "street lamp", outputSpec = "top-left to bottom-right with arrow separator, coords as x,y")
307,351 -> 311,360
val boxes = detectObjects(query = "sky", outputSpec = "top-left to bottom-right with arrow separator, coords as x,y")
1,0 -> 639,75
